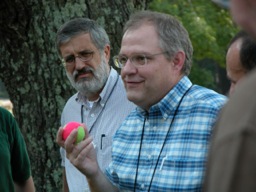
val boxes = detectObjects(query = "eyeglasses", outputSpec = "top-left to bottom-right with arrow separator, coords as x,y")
62,51 -> 94,67
113,52 -> 167,68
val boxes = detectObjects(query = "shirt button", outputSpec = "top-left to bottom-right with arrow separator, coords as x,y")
147,155 -> 152,165
163,114 -> 168,120
91,114 -> 95,117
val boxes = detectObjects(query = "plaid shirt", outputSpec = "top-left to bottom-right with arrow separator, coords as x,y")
106,76 -> 227,192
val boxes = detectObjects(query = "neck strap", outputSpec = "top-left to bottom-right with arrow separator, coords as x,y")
134,85 -> 193,192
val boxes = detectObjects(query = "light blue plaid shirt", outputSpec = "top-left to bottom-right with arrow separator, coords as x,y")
106,76 -> 227,192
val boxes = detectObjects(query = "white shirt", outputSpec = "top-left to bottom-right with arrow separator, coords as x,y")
60,68 -> 135,192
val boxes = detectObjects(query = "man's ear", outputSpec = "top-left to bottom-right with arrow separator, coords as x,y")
172,51 -> 186,71
104,44 -> 111,62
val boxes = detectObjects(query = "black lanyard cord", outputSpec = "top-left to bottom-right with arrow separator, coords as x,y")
134,115 -> 147,192
80,74 -> 119,134
134,85 -> 193,192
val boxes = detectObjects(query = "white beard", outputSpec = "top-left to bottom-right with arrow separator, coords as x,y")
67,56 -> 109,98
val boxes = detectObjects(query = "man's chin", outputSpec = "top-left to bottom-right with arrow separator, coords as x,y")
75,75 -> 92,82
127,92 -> 140,103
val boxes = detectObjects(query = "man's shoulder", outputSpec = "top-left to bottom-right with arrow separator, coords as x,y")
62,93 -> 80,113
65,93 -> 79,105
0,106 -> 10,116
192,84 -> 225,97
189,85 -> 227,107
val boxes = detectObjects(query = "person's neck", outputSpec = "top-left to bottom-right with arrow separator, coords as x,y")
87,92 -> 101,101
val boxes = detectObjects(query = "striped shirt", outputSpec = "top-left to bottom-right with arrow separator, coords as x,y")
60,68 -> 135,192
106,76 -> 227,192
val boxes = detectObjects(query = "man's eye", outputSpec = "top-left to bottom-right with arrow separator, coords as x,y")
80,52 -> 91,58
119,57 -> 128,64
133,55 -> 146,64
135,55 -> 145,60
65,56 -> 75,63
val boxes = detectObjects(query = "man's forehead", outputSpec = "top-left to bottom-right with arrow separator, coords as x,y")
212,0 -> 230,9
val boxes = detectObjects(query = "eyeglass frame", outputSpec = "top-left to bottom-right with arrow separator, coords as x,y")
61,51 -> 95,67
113,52 -> 168,69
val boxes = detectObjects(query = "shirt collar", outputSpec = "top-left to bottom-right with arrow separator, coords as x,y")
138,76 -> 192,118
159,76 -> 192,118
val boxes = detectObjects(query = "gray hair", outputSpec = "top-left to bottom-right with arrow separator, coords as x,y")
56,18 -> 110,56
123,11 -> 193,75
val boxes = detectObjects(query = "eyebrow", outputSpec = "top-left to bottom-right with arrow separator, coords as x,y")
63,49 -> 94,58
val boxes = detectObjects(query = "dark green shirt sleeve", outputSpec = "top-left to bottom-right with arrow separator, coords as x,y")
0,107 -> 31,191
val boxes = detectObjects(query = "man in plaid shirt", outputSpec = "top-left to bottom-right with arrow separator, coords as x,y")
62,10 -> 226,192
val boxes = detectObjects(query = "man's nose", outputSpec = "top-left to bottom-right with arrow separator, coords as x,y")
74,56 -> 85,69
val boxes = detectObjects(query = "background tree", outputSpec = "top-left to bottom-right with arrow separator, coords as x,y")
0,0 -> 150,191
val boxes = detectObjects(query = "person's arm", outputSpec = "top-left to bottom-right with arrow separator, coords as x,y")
63,169 -> 69,192
87,169 -> 118,192
56,127 -> 69,192
15,176 -> 35,192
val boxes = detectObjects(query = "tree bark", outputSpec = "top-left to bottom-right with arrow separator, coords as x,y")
0,0 -> 150,190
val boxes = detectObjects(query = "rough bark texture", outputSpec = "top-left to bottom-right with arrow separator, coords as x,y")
0,0 -> 150,191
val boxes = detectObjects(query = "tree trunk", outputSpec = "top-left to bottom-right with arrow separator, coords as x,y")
0,0 -> 150,191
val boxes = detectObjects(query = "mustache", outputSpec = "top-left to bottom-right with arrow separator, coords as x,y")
74,67 -> 94,80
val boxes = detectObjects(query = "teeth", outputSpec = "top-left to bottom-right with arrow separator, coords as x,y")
84,69 -> 92,73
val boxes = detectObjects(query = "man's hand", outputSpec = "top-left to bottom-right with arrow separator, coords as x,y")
64,127 -> 99,178
56,126 -> 65,148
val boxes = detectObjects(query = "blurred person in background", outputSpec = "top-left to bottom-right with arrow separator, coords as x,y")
204,0 -> 256,192
0,106 -> 35,192
226,30 -> 256,95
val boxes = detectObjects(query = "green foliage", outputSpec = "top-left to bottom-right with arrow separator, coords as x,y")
149,0 -> 239,92
189,60 -> 216,90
